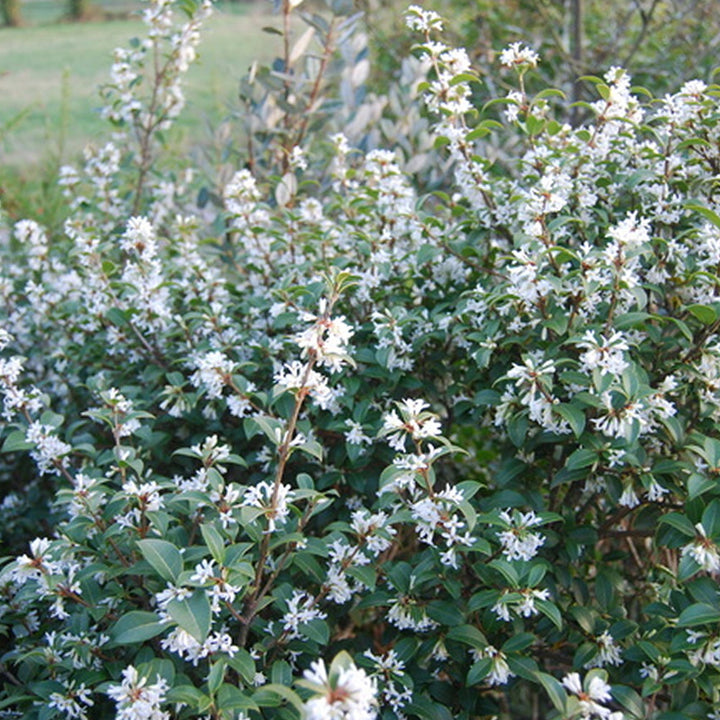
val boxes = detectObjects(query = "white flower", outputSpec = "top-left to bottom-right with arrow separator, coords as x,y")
295,304 -> 355,372
345,419 -> 372,446
49,682 -> 94,720
562,671 -> 619,719
576,331 -> 629,376
473,645 -> 514,686
107,666 -> 170,720
607,212 -> 651,250
618,484 -> 640,508
190,350 -> 235,399
499,42 -> 539,69
585,631 -> 623,668
242,480 -> 295,532
497,510 -> 546,561
380,398 -> 442,450
405,5 -> 443,33
302,656 -> 378,720
281,590 -> 327,639
681,524 -> 720,572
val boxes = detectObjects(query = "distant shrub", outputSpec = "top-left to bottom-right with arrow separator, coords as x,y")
2,2 -> 720,720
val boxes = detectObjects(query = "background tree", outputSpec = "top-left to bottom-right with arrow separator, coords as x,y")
1,0 -> 22,27
68,0 -> 93,21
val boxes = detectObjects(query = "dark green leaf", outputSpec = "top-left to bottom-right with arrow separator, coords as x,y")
110,611 -> 165,645
137,539 -> 183,583
167,590 -> 211,642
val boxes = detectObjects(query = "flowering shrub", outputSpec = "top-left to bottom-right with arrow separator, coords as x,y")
2,1 -> 720,719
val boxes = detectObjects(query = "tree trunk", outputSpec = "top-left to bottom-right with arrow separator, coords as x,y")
1,0 -> 22,27
68,0 -> 93,20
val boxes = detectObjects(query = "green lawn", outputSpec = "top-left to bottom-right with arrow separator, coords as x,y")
0,2 -> 287,169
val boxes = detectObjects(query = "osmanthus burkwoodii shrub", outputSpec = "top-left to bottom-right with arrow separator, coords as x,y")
2,1 -> 720,719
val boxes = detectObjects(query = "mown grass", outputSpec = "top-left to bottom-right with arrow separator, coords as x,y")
0,2 -> 286,169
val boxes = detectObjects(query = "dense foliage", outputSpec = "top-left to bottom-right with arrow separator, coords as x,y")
2,1 -> 720,719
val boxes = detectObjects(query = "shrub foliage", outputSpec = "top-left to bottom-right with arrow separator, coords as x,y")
2,2 -> 720,719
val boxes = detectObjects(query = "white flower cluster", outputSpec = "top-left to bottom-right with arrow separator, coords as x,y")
103,0 -> 213,131
381,398 -> 442,451
107,666 -> 170,720
470,645 -> 514,686
387,595 -> 438,633
0,344 -> 42,421
410,487 -> 474,568
363,649 -> 412,717
499,42 -> 540,69
281,590 -> 327,640
295,299 -> 355,372
48,682 -> 94,720
242,480 -> 295,533
117,216 -> 171,333
686,629 -> 720,669
562,672 -> 624,720
188,559 -> 243,613
503,354 -> 570,435
322,509 -> 397,604
681,523 -> 720,573
118,479 -> 164,529
302,657 -> 378,720
584,631 -> 623,669
497,509 -> 546,562
10,538 -> 85,620
190,350 -> 235,399
491,587 -> 550,622
404,5 -> 443,33
161,627 -> 239,666
25,421 -> 72,476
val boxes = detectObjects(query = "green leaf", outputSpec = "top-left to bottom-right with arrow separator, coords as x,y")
167,686 -> 211,710
445,624 -> 488,649
200,524 -> 226,565
299,618 -> 329,645
565,447 -> 598,471
555,403 -> 586,438
686,203 -> 720,230
208,659 -> 227,696
245,415 -> 283,445
297,438 -> 324,461
611,685 -> 645,719
227,649 -> 256,685
167,590 -> 211,642
535,599 -> 563,630
534,671 -> 566,712
347,564 -> 376,590
253,684 -> 304,712
676,603 -> 720,627
657,513 -> 696,538
571,606 -> 596,634
426,600 -> 464,627
687,304 -> 717,325
404,696 -> 454,720
688,473 -> 716,500
109,611 -> 165,645
701,499 -> 720,536
137,539 -> 183,583
216,685 -> 259,713
467,658 -> 493,686
488,559 -> 519,587
502,632 -> 535,653
1,430 -> 33,453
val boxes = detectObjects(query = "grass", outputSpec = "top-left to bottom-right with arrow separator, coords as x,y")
0,2 -> 289,170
